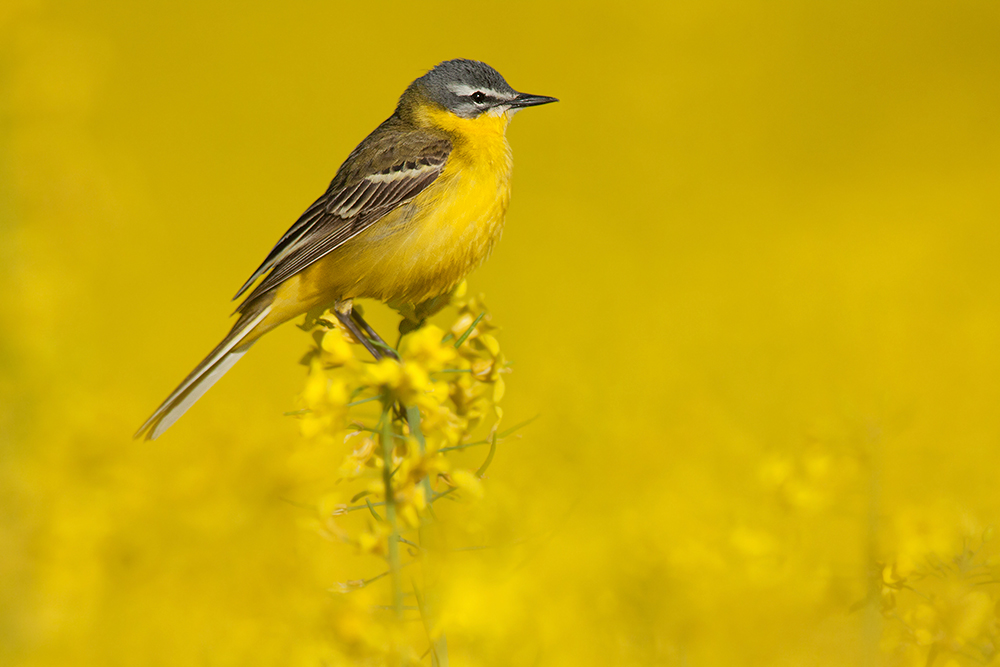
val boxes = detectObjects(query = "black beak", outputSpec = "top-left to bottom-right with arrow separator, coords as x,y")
509,92 -> 559,109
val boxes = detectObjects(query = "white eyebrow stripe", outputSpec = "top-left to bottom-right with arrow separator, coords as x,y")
446,83 -> 512,99
448,83 -> 479,96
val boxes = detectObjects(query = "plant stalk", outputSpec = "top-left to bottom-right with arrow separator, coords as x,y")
380,395 -> 404,619
406,405 -> 449,667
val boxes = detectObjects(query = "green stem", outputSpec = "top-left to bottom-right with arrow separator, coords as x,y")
406,405 -> 449,667
406,406 -> 434,501
347,395 -> 381,408
475,432 -> 497,478
380,394 -> 404,620
437,415 -> 539,453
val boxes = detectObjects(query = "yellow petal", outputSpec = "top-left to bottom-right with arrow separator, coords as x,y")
478,334 -> 500,357
493,376 -> 505,402
451,469 -> 485,500
321,329 -> 355,365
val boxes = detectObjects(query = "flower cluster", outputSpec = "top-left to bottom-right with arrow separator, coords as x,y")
878,525 -> 1000,666
292,286 -> 516,661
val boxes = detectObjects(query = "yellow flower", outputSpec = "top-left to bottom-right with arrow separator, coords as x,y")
476,333 -> 500,357
299,414 -> 326,439
400,324 -> 456,370
400,362 -> 430,396
301,360 -> 328,408
338,435 -> 376,480
327,377 -> 349,406
356,520 -> 392,556
321,327 -> 357,366
357,530 -> 383,556
364,358 -> 403,388
360,358 -> 434,404
450,469 -> 485,500
292,291 -> 515,659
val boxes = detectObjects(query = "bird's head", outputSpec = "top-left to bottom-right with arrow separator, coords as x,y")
399,59 -> 557,126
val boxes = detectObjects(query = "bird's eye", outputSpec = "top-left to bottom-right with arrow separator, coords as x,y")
471,91 -> 487,104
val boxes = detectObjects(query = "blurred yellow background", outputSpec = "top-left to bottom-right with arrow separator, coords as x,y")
3,0 -> 1000,665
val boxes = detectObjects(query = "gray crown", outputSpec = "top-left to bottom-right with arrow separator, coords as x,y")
406,59 -> 518,118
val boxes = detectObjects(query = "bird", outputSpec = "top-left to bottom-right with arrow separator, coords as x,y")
135,59 -> 557,440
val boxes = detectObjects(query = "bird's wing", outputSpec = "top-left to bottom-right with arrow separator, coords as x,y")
233,124 -> 452,305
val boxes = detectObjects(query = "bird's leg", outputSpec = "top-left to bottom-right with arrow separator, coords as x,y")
351,310 -> 400,360
334,309 -> 383,360
346,309 -> 407,421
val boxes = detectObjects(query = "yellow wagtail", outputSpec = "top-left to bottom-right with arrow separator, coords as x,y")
136,59 -> 557,440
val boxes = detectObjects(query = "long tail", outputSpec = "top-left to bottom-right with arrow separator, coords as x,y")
134,305 -> 272,441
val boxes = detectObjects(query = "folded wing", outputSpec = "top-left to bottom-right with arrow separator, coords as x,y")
234,123 -> 452,306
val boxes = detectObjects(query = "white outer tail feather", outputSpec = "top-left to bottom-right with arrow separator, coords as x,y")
136,306 -> 271,440
148,348 -> 249,439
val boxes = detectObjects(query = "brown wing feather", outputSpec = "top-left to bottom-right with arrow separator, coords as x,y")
233,117 -> 451,307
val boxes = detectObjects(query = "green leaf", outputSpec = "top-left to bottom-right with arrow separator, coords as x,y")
454,311 -> 486,348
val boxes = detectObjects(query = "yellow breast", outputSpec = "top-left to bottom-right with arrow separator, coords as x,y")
290,107 -> 515,309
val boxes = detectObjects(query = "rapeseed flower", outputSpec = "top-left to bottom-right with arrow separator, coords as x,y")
291,291 -> 517,662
